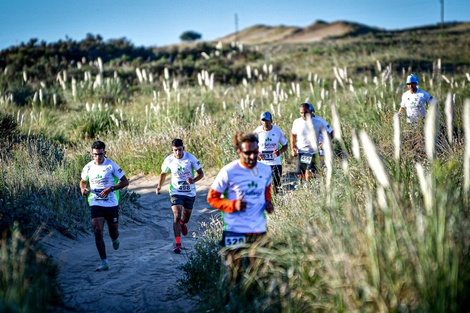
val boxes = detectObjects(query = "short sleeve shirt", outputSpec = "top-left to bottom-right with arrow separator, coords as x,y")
400,88 -> 433,123
312,116 -> 333,143
253,125 -> 288,166
210,160 -> 272,233
81,158 -> 126,207
161,152 -> 202,197
291,117 -> 324,153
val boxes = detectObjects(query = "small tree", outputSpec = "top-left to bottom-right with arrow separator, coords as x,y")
180,31 -> 202,42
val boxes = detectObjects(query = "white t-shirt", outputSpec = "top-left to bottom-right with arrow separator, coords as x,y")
291,117 -> 324,153
313,116 -> 333,143
161,152 -> 202,197
210,160 -> 272,233
400,88 -> 433,123
253,125 -> 288,166
81,158 -> 126,207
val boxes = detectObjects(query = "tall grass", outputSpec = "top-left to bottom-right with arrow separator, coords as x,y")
1,31 -> 469,311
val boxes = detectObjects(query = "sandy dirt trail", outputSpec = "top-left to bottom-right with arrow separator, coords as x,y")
42,173 -> 217,313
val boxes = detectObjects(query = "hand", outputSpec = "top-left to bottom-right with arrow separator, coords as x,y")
265,201 -> 274,214
81,188 -> 89,197
156,186 -> 161,195
186,177 -> 194,184
234,194 -> 246,212
274,149 -> 280,157
291,149 -> 297,157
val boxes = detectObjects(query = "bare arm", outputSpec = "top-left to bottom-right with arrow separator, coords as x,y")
186,168 -> 204,184
156,172 -> 167,195
80,179 -> 89,197
290,133 -> 297,157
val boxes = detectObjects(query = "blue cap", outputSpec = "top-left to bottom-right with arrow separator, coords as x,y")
406,74 -> 419,85
260,111 -> 272,121
309,103 -> 315,114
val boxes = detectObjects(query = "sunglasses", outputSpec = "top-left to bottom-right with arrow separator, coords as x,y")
93,152 -> 105,156
241,149 -> 259,156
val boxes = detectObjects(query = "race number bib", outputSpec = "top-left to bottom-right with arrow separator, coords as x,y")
93,188 -> 109,201
300,153 -> 313,164
222,231 -> 246,247
261,150 -> 274,161
177,181 -> 191,192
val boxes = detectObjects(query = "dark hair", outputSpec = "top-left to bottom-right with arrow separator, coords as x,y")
172,138 -> 184,147
300,102 -> 310,110
232,131 -> 258,150
92,140 -> 105,150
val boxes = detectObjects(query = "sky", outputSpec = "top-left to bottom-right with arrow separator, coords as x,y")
1,0 -> 469,50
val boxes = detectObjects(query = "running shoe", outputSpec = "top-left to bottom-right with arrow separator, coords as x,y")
95,262 -> 109,272
173,244 -> 182,254
180,222 -> 188,236
112,239 -> 120,250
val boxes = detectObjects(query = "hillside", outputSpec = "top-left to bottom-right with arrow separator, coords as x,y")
216,19 -> 468,44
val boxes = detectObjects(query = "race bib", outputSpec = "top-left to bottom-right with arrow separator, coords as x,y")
177,181 -> 191,192
222,231 -> 246,247
261,150 -> 274,161
300,153 -> 313,164
93,188 -> 109,201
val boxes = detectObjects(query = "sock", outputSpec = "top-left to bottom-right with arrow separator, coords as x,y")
175,236 -> 181,245
102,259 -> 108,264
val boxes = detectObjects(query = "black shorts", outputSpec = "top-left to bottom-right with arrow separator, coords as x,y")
90,205 -> 119,223
170,194 -> 196,209
270,165 -> 282,189
296,153 -> 318,174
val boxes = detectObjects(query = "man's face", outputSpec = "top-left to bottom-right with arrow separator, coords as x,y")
261,119 -> 272,130
172,146 -> 184,159
238,141 -> 259,168
407,82 -> 417,93
299,106 -> 310,120
92,148 -> 105,165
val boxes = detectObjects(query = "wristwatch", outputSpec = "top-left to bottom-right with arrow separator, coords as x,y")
110,186 -> 115,192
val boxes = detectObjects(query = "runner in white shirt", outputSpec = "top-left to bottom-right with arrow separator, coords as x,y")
253,111 -> 288,194
207,132 -> 274,284
156,138 -> 204,254
309,103 -> 334,155
291,103 -> 325,182
80,140 -> 129,272
398,74 -> 434,123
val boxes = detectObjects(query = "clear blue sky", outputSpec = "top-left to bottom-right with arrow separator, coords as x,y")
1,0 -> 468,50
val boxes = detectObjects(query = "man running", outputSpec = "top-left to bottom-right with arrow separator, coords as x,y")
207,131 -> 274,282
253,111 -> 288,194
80,140 -> 129,272
156,138 -> 204,254
290,102 -> 324,182
309,103 -> 334,155
398,74 -> 434,123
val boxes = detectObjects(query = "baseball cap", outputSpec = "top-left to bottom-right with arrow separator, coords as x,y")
260,111 -> 272,121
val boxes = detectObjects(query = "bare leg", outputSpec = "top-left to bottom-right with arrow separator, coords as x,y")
181,207 -> 192,224
92,217 -> 106,260
108,220 -> 119,241
172,205 -> 183,237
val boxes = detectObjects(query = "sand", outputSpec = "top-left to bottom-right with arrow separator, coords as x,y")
42,173 -> 218,313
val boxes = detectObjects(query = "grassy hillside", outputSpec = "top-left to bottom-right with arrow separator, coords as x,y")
1,23 -> 470,311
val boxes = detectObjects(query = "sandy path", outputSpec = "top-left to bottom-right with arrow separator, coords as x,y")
42,173 -> 217,313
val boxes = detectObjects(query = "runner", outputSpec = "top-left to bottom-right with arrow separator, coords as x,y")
80,140 -> 129,272
398,74 -> 434,123
207,131 -> 274,282
156,138 -> 204,254
309,103 -> 334,155
253,111 -> 288,194
290,102 -> 324,182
